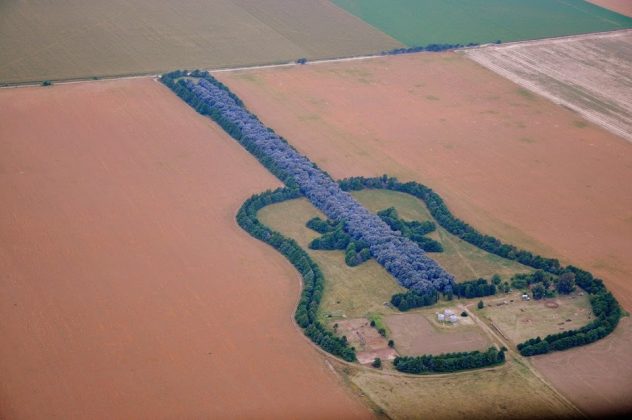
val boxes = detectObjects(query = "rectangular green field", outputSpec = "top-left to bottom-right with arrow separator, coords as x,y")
332,0 -> 632,45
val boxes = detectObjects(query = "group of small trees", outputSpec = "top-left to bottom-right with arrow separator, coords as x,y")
511,270 -> 576,300
377,207 -> 443,252
305,217 -> 372,267
393,347 -> 505,374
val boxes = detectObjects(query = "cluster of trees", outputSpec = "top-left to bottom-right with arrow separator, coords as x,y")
453,278 -> 497,299
391,290 -> 438,311
382,42 -> 482,55
337,176 -> 622,356
377,207 -> 443,252
393,347 -> 505,374
236,187 -> 356,361
306,217 -> 372,267
161,71 -> 455,299
511,270 -> 575,300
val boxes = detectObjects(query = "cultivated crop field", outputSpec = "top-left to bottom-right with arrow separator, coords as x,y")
0,79 -> 370,419
215,53 -> 632,312
465,30 -> 632,141
0,0 -> 400,84
332,0 -> 632,46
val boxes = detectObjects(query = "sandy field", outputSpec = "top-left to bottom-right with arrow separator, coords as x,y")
0,79 -> 371,419
0,0 -> 400,84
215,53 -> 632,312
533,317 -> 632,417
465,30 -> 632,142
385,312 -> 490,356
588,0 -> 632,17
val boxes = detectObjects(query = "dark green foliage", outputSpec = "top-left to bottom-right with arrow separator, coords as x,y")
391,290 -> 438,311
453,278 -> 497,299
461,311 -> 468,317
337,176 -> 621,356
377,207 -> 443,252
557,272 -> 576,295
306,217 -> 339,234
532,284 -> 545,300
394,347 -> 505,374
41,80 -> 52,86
372,357 -> 382,368
388,339 -> 395,347
477,300 -> 484,309
306,218 -> 372,267
309,227 -> 350,250
344,240 -> 371,267
236,187 -> 356,362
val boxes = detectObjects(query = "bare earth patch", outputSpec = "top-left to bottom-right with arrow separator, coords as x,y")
0,79 -> 370,419
335,319 -> 397,365
465,30 -> 632,141
384,312 -> 490,356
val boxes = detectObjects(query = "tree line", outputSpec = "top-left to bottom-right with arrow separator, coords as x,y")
394,347 -> 505,374
236,187 -> 356,362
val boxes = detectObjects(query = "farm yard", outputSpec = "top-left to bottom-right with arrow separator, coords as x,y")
215,52 -> 632,312
466,30 -> 632,141
479,292 -> 593,344
332,0 -> 632,46
0,79 -> 370,419
0,0 -> 400,84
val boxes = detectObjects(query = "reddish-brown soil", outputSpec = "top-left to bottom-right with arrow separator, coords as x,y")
0,79 -> 371,419
532,317 -> 632,417
588,0 -> 632,17
216,53 -> 632,312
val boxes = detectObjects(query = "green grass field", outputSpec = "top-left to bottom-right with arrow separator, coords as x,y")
332,0 -> 632,46
0,0 -> 400,84
258,189 -> 530,321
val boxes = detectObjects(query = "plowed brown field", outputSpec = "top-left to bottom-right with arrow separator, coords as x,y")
588,0 -> 632,17
216,53 -> 632,311
0,79 -> 371,419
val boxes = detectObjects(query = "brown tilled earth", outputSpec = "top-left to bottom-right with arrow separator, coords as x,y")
533,317 -> 632,417
0,79 -> 371,419
588,0 -> 632,17
216,53 -> 632,312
